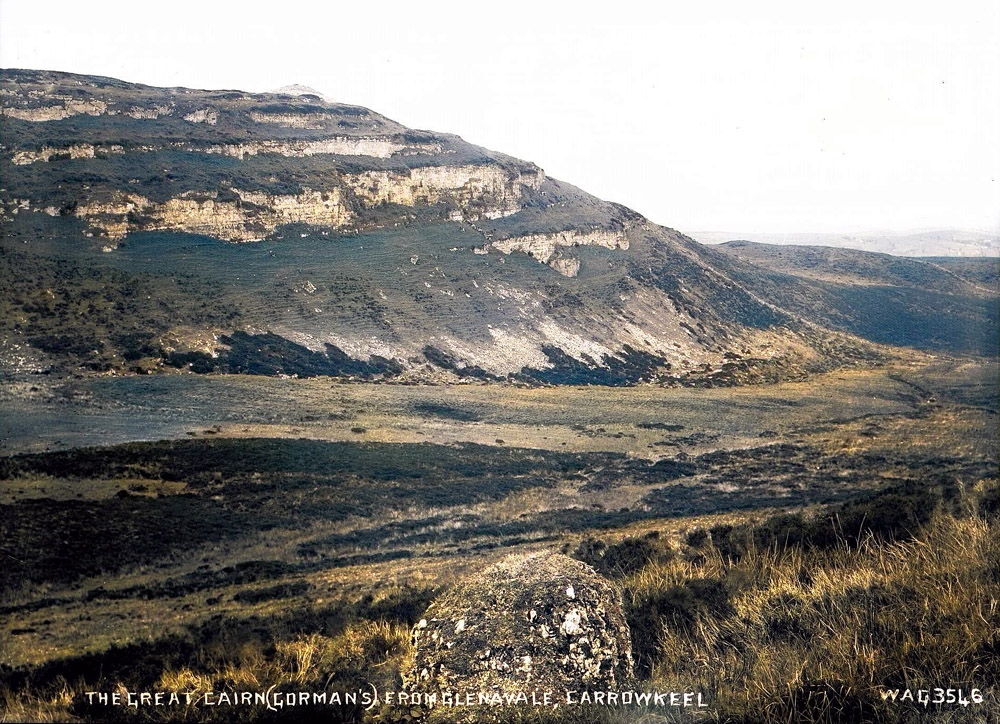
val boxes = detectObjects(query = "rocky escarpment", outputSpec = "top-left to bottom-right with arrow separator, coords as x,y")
4,68 -> 934,383
23,164 -> 545,242
344,164 -> 543,220
9,136 -> 445,164
486,227 -> 630,276
70,188 -> 351,242
404,552 -> 633,716
1,69 -> 547,243
0,98 -> 110,121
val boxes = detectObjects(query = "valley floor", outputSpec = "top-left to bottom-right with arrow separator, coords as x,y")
1,358 -> 997,722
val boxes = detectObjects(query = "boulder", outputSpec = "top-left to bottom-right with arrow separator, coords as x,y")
403,552 -> 633,703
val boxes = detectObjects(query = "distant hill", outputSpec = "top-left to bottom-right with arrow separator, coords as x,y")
691,230 -> 999,258
714,242 -> 997,354
921,256 -> 1000,288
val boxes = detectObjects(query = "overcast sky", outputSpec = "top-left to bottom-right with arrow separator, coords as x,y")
1,0 -> 997,234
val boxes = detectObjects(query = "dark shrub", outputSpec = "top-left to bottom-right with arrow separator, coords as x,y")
752,512 -> 809,549
114,331 -> 160,361
572,533 -> 672,578
232,582 -> 309,604
164,349 -> 216,372
809,482 -> 939,548
685,527 -> 709,548
29,333 -> 103,356
711,482 -> 942,560
977,482 -> 999,520
411,401 -> 483,422
709,523 -> 752,561
357,585 -> 438,624
627,577 -> 732,671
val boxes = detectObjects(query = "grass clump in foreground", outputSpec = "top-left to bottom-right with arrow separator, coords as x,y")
629,479 -> 1000,723
2,480 -> 997,723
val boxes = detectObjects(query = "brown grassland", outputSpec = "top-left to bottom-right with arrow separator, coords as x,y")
1,359 -> 997,723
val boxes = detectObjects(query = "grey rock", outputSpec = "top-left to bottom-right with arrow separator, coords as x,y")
404,552 -> 633,705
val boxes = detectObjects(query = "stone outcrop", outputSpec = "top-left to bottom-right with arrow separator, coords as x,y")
487,228 -> 629,276
73,188 -> 352,242
10,136 -> 442,164
247,110 -> 334,128
345,164 -> 543,220
121,104 -> 172,119
404,552 -> 633,707
1,98 -> 173,121
54,159 -> 544,241
183,108 -> 218,124
1,99 -> 107,121
18,157 -> 544,241
200,136 -> 443,160
548,255 -> 582,277
11,143 -> 125,165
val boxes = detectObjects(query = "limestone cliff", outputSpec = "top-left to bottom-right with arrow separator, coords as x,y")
10,136 -> 444,164
487,228 -> 630,276
72,188 -> 352,242
1,98 -> 108,121
1,69 -> 547,244
345,164 -> 543,221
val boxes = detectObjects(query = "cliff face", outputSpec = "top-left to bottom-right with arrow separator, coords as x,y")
0,69 -> 554,246
343,164 -> 543,220
489,228 -> 629,276
39,164 -> 545,242
9,69 -> 965,382
72,188 -> 352,242
9,137 -> 445,164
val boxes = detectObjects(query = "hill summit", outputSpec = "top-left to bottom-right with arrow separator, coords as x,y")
271,84 -> 332,100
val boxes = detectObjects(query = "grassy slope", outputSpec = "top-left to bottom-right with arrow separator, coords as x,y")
2,482 -> 997,723
711,242 -> 999,356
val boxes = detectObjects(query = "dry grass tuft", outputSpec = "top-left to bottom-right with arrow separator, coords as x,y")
641,499 -> 999,723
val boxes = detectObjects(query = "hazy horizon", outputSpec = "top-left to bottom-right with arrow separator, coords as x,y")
689,228 -> 999,258
1,0 -> 998,238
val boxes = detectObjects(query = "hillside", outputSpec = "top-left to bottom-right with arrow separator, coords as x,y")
713,241 -> 998,354
2,70 -> 995,383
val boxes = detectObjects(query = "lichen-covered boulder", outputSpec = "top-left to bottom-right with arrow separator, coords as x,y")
403,552 -> 633,702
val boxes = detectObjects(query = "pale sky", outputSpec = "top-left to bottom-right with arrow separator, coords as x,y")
1,0 -> 998,234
